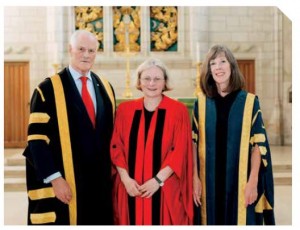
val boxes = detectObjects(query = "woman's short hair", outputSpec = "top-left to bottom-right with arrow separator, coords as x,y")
135,58 -> 172,92
200,44 -> 245,97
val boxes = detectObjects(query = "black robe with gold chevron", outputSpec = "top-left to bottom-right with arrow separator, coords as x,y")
23,67 -> 115,225
192,90 -> 275,225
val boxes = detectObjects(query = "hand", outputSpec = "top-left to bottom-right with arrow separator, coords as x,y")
122,176 -> 142,197
193,174 -> 202,207
139,178 -> 160,198
51,177 -> 72,204
244,179 -> 258,207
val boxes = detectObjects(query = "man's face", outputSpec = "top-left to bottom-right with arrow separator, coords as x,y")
69,34 -> 98,75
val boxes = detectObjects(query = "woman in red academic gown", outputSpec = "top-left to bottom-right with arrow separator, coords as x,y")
110,58 -> 193,225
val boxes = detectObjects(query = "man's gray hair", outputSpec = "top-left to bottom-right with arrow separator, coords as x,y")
69,30 -> 99,49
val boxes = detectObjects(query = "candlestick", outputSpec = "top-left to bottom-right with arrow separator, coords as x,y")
123,49 -> 133,98
125,30 -> 129,47
122,15 -> 133,98
194,62 -> 202,96
52,63 -> 60,74
119,13 -> 134,98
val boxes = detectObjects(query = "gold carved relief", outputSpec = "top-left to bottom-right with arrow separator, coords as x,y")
150,6 -> 178,51
113,6 -> 141,52
75,6 -> 104,51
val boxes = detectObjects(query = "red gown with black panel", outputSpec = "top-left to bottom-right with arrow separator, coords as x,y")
111,95 -> 193,225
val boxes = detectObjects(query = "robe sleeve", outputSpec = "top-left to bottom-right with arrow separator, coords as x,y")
250,96 -> 275,225
24,80 -> 59,181
161,103 -> 194,222
161,104 -> 192,178
110,103 -> 128,171
250,96 -> 272,169
192,100 -> 199,144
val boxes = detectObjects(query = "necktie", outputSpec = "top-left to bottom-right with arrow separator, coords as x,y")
80,76 -> 95,128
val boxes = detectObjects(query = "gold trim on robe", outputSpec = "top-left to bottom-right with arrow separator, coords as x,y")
28,187 -> 55,200
197,92 -> 207,225
30,212 -> 56,224
29,112 -> 50,124
36,87 -> 46,102
27,134 -> 50,144
249,133 -> 266,145
51,74 -> 77,225
99,76 -> 115,119
237,93 -> 255,225
255,193 -> 273,213
252,109 -> 261,126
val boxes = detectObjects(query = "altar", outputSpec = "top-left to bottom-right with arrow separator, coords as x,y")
116,97 -> 196,119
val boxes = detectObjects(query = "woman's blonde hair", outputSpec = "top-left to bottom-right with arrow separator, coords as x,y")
135,58 -> 172,92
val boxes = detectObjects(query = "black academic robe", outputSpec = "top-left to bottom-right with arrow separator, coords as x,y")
23,67 -> 115,225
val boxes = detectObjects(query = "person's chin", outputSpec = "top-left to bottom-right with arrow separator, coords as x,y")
79,65 -> 91,71
145,91 -> 161,97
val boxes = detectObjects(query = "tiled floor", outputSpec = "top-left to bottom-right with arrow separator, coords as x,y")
3,145 -> 292,225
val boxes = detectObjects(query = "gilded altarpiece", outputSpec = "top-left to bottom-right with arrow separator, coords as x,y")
75,6 -> 104,51
150,6 -> 178,51
74,6 -> 178,53
112,6 -> 141,52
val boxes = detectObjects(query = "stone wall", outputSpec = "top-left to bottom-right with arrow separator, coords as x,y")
3,6 -> 292,144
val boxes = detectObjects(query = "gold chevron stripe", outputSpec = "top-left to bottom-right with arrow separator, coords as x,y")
36,87 -> 45,102
30,212 -> 56,224
27,134 -> 50,144
28,187 -> 55,200
29,113 -> 50,124
255,193 -> 273,213
249,133 -> 266,145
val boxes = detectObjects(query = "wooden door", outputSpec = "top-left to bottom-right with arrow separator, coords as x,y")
237,60 -> 255,94
4,62 -> 30,148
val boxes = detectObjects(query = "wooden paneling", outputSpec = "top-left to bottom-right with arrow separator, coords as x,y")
4,62 -> 30,148
237,60 -> 255,94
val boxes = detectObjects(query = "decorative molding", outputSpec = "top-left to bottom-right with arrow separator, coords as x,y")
16,46 -> 30,54
4,47 -> 13,54
230,44 -> 256,53
4,46 -> 30,55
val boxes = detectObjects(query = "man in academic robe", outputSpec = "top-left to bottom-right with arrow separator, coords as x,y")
23,30 -> 116,225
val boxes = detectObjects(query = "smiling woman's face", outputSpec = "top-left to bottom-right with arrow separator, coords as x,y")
139,66 -> 166,98
210,52 -> 231,91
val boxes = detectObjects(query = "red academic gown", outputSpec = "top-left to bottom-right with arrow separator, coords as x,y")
110,95 -> 193,225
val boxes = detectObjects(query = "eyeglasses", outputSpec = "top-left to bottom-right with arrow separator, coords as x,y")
140,77 -> 165,83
